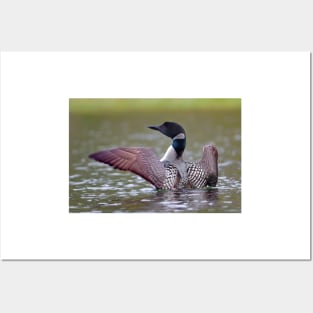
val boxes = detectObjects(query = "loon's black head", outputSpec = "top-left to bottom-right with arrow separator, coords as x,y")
148,121 -> 186,157
148,121 -> 185,139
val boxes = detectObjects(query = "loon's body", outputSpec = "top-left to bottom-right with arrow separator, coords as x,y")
89,122 -> 218,190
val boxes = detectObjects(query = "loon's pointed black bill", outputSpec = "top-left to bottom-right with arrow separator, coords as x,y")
148,125 -> 160,131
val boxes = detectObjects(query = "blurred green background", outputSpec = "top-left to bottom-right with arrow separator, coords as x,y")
69,98 -> 241,113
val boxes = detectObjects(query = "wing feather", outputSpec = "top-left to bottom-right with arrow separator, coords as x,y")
89,147 -> 165,189
200,144 -> 218,186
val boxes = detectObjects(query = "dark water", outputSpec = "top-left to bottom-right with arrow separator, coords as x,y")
69,110 -> 241,213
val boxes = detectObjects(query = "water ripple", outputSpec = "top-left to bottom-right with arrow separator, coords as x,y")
69,112 -> 241,213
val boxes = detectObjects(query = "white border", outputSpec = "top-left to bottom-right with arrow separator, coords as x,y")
0,52 -> 310,259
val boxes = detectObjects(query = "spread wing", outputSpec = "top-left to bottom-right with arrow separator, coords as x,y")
200,144 -> 218,186
89,147 -> 166,189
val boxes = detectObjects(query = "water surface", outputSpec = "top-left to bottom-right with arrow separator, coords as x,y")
69,109 -> 241,213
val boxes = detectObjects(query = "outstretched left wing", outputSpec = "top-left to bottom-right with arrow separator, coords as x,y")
89,147 -> 165,189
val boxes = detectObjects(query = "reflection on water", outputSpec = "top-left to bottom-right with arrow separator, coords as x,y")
69,109 -> 241,213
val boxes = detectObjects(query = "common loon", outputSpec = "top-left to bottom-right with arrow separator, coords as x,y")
89,121 -> 218,190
